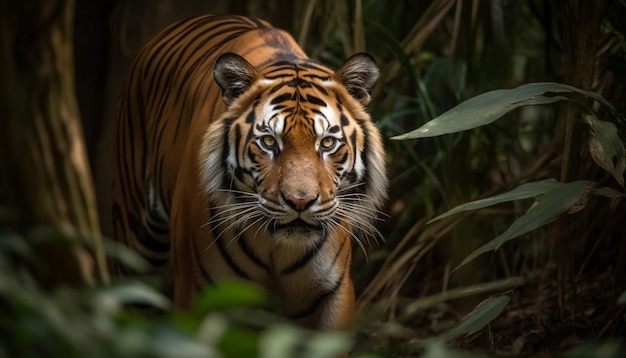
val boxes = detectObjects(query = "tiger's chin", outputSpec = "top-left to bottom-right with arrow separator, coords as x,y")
268,219 -> 326,246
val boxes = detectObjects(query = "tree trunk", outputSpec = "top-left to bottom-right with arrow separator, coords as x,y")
0,0 -> 109,285
553,0 -> 604,317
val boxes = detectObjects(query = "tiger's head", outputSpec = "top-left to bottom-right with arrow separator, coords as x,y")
200,53 -> 387,246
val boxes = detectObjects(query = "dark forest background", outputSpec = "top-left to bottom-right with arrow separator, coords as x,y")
1,0 -> 626,357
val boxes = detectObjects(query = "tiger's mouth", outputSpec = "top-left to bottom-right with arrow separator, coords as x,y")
269,218 -> 322,232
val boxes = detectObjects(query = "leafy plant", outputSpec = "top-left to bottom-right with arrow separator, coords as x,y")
393,81 -> 625,271
0,229 -> 355,358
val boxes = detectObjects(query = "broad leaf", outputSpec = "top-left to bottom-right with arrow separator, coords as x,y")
444,295 -> 510,339
428,179 -> 560,223
192,281 -> 268,314
454,180 -> 595,272
585,114 -> 626,187
100,282 -> 171,310
392,82 -> 614,140
259,325 -> 303,358
302,332 -> 353,358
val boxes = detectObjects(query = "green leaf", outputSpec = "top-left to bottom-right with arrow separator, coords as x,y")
428,179 -> 560,224
259,325 -> 304,358
100,281 -> 172,311
99,238 -> 151,273
402,277 -> 524,320
392,82 -> 614,140
618,291 -> 626,305
444,295 -> 510,339
218,327 -> 260,358
303,332 -> 353,358
454,180 -> 595,272
566,342 -> 622,358
192,280 -> 268,314
585,114 -> 626,187
593,186 -> 626,199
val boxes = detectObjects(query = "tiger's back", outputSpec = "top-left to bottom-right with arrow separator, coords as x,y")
113,15 -> 286,267
113,14 -> 387,330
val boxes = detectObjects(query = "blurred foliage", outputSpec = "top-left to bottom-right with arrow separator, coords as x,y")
0,228 -> 357,358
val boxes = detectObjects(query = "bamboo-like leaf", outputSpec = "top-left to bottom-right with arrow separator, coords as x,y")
454,180 -> 595,272
392,82 -> 614,140
402,277 -> 524,320
585,114 -> 626,187
444,295 -> 510,339
594,186 -> 626,198
428,179 -> 560,224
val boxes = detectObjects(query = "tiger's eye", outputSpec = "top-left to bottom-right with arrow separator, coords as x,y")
320,137 -> 336,149
261,135 -> 276,148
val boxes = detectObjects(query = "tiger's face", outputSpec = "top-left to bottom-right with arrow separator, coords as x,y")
200,53 -> 386,246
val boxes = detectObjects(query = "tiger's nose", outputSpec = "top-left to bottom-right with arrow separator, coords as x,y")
283,193 -> 318,211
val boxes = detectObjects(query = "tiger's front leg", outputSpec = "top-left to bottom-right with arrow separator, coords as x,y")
290,268 -> 355,331
271,230 -> 355,331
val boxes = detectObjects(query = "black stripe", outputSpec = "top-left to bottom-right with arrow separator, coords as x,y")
143,255 -> 168,267
340,114 -> 350,126
268,81 -> 289,94
147,221 -> 169,235
349,131 -> 357,155
194,239 -> 215,288
357,119 -> 370,183
288,267 -> 347,320
215,236 -> 251,279
238,237 -> 271,272
317,237 -> 348,281
248,147 -> 258,164
245,107 -> 256,123
233,124 -> 242,166
281,236 -> 327,274
306,94 -> 326,106
221,117 -> 235,162
310,82 -> 329,96
234,167 -> 253,183
271,93 -> 292,105
266,60 -> 296,68
335,151 -> 349,165
286,78 -> 312,88
128,213 -> 170,253
209,207 -> 251,279
298,61 -> 328,72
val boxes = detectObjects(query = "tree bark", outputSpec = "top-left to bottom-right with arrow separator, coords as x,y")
0,0 -> 108,285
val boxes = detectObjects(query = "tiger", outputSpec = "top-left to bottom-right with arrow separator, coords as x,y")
112,14 -> 387,331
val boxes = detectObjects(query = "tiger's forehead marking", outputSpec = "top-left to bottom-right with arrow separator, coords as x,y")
249,59 -> 349,145
255,66 -> 341,140
259,91 -> 339,139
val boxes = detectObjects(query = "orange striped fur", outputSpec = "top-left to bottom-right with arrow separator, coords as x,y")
112,14 -> 387,330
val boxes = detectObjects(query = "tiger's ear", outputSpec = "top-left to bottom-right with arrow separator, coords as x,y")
214,53 -> 259,105
334,53 -> 379,106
